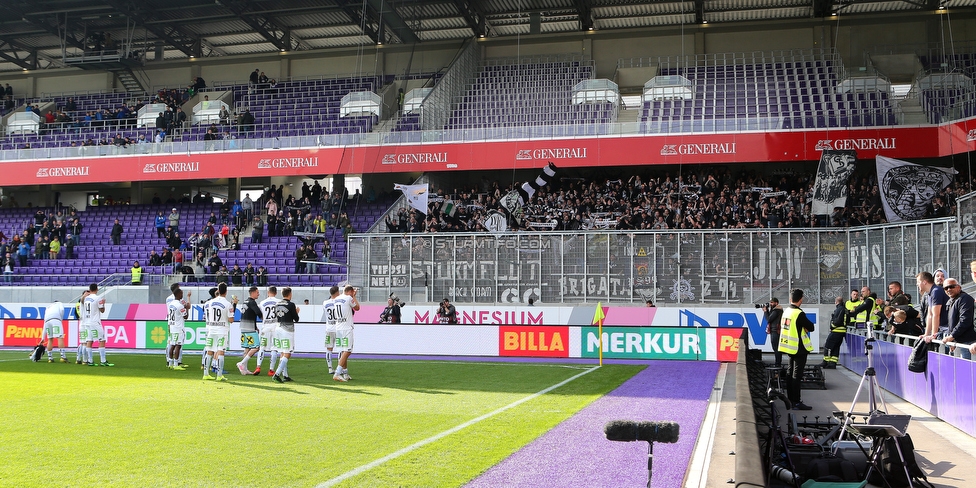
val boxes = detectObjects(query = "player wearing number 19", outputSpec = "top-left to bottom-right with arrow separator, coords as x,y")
203,283 -> 237,381
271,287 -> 300,383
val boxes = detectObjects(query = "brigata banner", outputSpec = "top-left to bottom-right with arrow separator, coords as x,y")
6,121 -> 976,185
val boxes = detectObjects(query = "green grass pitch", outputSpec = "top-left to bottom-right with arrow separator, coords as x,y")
0,351 -> 643,487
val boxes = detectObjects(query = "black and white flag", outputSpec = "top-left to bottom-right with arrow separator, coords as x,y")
499,162 -> 558,225
811,149 -> 857,215
877,156 -> 956,222
394,183 -> 429,215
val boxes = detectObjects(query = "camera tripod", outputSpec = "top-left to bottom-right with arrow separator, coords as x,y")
839,337 -> 888,440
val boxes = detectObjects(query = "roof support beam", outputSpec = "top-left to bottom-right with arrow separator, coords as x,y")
574,0 -> 594,31
102,1 -> 200,57
694,0 -> 705,25
219,0 -> 313,51
335,0 -> 380,44
451,0 -> 489,37
365,0 -> 421,44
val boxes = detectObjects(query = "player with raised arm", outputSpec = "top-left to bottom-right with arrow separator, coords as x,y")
320,285 -> 340,374
254,286 -> 279,376
271,287 -> 300,383
236,286 -> 263,375
332,285 -> 360,382
41,300 -> 67,362
202,283 -> 237,381
167,288 -> 190,370
81,284 -> 112,366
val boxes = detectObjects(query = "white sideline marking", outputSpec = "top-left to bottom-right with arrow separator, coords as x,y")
684,363 -> 727,488
315,365 -> 601,488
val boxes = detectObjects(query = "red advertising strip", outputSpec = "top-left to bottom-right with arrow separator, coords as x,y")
3,319 -> 44,347
498,326 -> 570,358
716,328 -> 745,363
6,121 -> 976,186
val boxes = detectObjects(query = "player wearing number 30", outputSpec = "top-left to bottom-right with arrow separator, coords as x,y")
203,283 -> 237,381
332,285 -> 360,382
166,288 -> 190,370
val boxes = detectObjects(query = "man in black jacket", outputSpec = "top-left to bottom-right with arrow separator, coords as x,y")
763,298 -> 784,367
819,296 -> 848,369
943,278 -> 976,360
236,286 -> 263,374
110,219 -> 123,245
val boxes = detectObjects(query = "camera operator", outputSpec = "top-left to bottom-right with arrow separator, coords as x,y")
379,295 -> 402,324
436,298 -> 457,324
763,298 -> 784,367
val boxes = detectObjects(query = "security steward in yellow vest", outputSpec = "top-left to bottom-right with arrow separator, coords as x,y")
778,288 -> 815,410
130,261 -> 143,285
844,290 -> 862,331
848,286 -> 877,331
820,293 -> 851,369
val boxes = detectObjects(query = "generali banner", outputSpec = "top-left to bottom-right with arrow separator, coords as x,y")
5,121 -> 976,186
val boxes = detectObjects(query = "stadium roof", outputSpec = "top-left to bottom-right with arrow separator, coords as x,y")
0,0 -> 974,72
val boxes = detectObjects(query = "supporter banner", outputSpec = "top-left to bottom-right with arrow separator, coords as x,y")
811,150 -> 857,215
876,155 -> 957,222
7,124 -> 975,186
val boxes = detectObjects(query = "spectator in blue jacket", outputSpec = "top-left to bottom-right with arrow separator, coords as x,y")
17,241 -> 30,267
155,211 -> 167,238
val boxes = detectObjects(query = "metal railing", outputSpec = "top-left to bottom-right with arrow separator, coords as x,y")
347,218 -> 957,305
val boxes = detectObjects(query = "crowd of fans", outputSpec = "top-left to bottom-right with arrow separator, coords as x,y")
385,166 -> 965,234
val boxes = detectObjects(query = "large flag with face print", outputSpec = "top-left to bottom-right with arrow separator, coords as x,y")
394,183 -> 429,215
876,156 -> 956,222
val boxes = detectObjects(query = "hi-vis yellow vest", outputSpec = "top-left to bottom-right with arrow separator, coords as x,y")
131,266 -> 143,283
855,297 -> 874,324
779,306 -> 813,354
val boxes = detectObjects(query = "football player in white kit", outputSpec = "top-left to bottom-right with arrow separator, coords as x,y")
202,283 -> 237,381
164,283 -> 190,367
40,300 -> 67,362
320,285 -> 340,374
331,285 -> 360,382
167,288 -> 190,370
271,287 -> 300,383
75,291 -> 89,364
81,284 -> 112,366
254,286 -> 279,376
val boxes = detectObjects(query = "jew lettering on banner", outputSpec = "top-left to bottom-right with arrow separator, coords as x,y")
811,150 -> 857,215
394,183 -> 429,215
876,155 -> 956,222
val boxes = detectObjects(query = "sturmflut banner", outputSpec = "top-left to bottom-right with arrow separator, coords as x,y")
876,155 -> 956,222
811,149 -> 857,215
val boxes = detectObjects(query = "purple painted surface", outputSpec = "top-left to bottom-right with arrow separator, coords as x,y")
841,335 -> 976,437
465,361 -> 719,488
